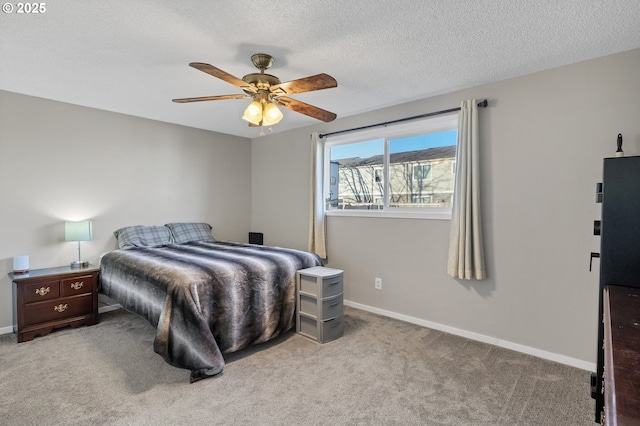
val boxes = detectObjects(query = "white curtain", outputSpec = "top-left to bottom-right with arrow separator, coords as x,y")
308,132 -> 327,259
447,99 -> 487,280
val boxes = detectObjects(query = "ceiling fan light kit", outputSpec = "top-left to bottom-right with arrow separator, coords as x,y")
173,53 -> 337,131
261,101 -> 284,126
241,100 -> 263,126
240,88 -> 284,127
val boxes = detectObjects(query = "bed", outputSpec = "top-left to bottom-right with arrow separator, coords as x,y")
99,223 -> 322,382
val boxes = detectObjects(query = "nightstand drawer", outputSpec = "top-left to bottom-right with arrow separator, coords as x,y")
300,274 -> 343,297
23,280 -> 60,303
322,315 -> 344,342
299,314 -> 317,338
61,275 -> 93,296
321,276 -> 343,298
23,294 -> 93,326
300,293 -> 343,319
299,313 -> 344,343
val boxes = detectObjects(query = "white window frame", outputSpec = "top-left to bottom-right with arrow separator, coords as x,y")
324,113 -> 458,220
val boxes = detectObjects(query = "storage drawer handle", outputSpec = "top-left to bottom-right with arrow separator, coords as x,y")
329,281 -> 340,285
70,281 -> 84,290
35,287 -> 50,296
330,302 -> 340,306
53,304 -> 68,313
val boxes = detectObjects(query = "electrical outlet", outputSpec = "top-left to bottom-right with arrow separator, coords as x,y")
374,277 -> 382,290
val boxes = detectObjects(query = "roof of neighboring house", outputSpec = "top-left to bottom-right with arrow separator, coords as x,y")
333,145 -> 456,167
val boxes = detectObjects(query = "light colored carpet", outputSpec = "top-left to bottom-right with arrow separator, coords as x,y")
0,307 -> 594,425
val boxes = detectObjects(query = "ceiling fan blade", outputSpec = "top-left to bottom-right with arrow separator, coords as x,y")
270,73 -> 337,96
275,97 -> 337,122
189,62 -> 256,93
172,94 -> 250,103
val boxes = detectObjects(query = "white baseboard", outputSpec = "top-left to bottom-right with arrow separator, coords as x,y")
0,325 -> 13,335
344,300 -> 596,372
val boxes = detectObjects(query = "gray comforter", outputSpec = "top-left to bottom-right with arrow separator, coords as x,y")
99,241 -> 322,382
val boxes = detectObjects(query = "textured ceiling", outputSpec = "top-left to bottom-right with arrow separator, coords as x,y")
2,0 -> 640,139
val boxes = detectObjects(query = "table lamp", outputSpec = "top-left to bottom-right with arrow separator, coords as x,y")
65,220 -> 92,268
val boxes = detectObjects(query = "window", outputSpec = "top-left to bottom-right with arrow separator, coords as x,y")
324,113 -> 458,219
413,164 -> 431,181
374,168 -> 383,183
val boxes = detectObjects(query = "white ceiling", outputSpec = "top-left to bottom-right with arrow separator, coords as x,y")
2,0 -> 640,139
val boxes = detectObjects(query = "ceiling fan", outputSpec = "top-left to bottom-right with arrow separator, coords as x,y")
172,53 -> 337,127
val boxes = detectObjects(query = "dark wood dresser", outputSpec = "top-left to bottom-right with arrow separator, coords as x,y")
592,156 -> 640,423
10,265 -> 99,342
602,285 -> 640,425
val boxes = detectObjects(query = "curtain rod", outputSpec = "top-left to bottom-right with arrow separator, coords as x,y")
319,99 -> 488,139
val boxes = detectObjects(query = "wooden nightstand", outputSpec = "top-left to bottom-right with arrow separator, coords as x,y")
9,265 -> 100,343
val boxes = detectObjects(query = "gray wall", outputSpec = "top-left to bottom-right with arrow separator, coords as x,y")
0,91 -> 252,330
252,48 -> 640,368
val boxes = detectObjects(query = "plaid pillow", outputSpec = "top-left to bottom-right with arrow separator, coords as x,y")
114,225 -> 174,249
165,222 -> 215,244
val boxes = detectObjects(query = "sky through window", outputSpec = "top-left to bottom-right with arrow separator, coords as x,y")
330,130 -> 457,160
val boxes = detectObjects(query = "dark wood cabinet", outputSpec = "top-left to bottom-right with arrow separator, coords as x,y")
603,285 -> 640,425
10,265 -> 99,342
593,156 -> 640,424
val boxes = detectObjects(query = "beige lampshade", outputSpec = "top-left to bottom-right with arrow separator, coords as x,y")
261,102 -> 283,125
242,100 -> 263,126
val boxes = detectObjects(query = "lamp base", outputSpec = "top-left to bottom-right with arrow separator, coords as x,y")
70,260 -> 89,269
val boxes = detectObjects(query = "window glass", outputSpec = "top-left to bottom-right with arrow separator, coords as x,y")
328,139 -> 384,210
324,113 -> 458,219
389,130 -> 457,208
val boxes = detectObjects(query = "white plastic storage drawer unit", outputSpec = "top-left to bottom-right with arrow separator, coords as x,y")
296,266 -> 344,343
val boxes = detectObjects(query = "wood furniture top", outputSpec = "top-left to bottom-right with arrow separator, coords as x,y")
9,264 -> 100,281
603,285 -> 640,426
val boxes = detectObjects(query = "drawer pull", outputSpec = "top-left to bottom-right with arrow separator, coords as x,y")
330,302 -> 340,306
329,281 -> 340,285
70,281 -> 84,290
53,304 -> 68,313
35,287 -> 51,296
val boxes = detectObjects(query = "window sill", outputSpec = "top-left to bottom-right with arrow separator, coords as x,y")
325,209 -> 451,220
